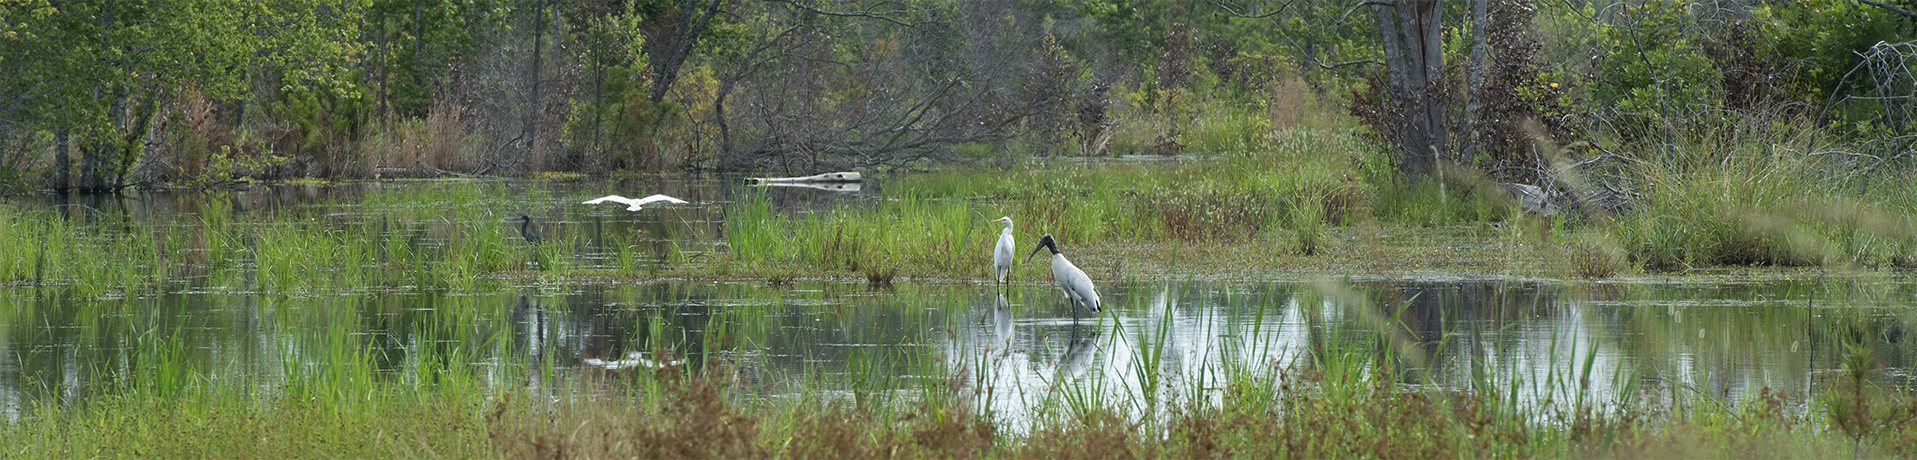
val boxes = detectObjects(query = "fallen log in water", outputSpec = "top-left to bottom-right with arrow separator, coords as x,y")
754,181 -> 862,192
747,171 -> 863,183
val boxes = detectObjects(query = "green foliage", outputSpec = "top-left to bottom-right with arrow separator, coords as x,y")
562,9 -> 664,169
1588,0 -> 1722,137
176,145 -> 290,189
366,0 -> 493,117
1753,0 -> 1911,109
0,0 -> 366,189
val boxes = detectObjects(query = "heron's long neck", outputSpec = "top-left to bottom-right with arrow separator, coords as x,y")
1000,224 -> 1014,235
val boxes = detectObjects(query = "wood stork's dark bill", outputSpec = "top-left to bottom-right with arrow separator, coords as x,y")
1027,234 -> 1058,263
1029,233 -> 1101,314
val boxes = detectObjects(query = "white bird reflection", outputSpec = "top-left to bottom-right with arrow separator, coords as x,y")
1057,322 -> 1099,380
989,293 -> 1015,351
582,351 -> 687,371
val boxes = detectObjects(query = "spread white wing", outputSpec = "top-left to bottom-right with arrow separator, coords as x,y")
583,194 -> 688,211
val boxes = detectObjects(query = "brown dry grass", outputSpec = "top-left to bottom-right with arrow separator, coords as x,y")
372,98 -> 470,176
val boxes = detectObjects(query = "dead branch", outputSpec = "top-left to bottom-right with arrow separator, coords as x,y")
1206,0 -> 1296,19
1860,0 -> 1917,21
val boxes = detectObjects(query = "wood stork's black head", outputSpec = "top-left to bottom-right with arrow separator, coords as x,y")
1026,234 -> 1058,262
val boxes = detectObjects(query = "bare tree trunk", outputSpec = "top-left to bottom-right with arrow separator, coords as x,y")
52,127 -> 68,191
1461,0 -> 1487,168
590,33 -> 605,166
378,15 -> 390,121
525,0 -> 545,157
716,78 -> 734,155
120,81 -> 163,188
412,0 -> 424,94
81,86 -> 125,193
1376,0 -> 1446,177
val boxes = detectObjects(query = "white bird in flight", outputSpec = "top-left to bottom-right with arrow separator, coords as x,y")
990,216 -> 1015,284
1027,233 -> 1100,315
582,194 -> 689,211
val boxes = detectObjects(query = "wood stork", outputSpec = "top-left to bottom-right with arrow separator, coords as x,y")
582,194 -> 689,211
513,215 -> 542,243
990,216 -> 1015,284
1027,234 -> 1100,315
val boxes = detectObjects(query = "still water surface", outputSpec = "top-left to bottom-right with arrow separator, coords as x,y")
2,178 -> 1915,423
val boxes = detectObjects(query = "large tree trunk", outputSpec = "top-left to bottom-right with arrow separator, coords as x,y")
1376,0 -> 1447,177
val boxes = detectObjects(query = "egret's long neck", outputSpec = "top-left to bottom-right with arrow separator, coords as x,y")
1000,223 -> 1014,235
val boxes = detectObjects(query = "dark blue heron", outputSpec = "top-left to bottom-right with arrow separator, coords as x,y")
514,215 -> 542,243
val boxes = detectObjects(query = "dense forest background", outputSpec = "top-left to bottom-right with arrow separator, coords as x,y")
1,0 -> 1914,195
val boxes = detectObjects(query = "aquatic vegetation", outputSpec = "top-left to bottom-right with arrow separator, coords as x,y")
3,280 -> 1909,458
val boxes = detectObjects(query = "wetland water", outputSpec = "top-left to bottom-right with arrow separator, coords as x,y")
3,178 -> 1916,423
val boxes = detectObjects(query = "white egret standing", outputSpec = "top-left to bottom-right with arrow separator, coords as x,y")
1027,234 -> 1100,315
582,194 -> 689,211
989,216 -> 1015,284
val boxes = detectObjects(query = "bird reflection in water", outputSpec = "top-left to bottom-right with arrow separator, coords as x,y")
1057,321 -> 1099,380
989,293 -> 1015,352
582,351 -> 687,371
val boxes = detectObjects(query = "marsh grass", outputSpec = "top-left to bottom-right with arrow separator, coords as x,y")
7,280 -> 1917,458
1599,124 -> 1917,271
722,190 -> 982,280
11,103 -> 1917,298
16,125 -> 1911,296
0,182 -> 579,297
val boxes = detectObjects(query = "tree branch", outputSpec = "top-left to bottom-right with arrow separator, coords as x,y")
1311,58 -> 1384,70
1339,0 -> 1395,25
778,1 -> 922,28
1860,0 -> 1917,20
1207,0 -> 1296,19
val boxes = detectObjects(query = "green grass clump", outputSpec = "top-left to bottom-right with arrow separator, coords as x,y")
1601,125 -> 1917,270
724,190 -> 982,279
